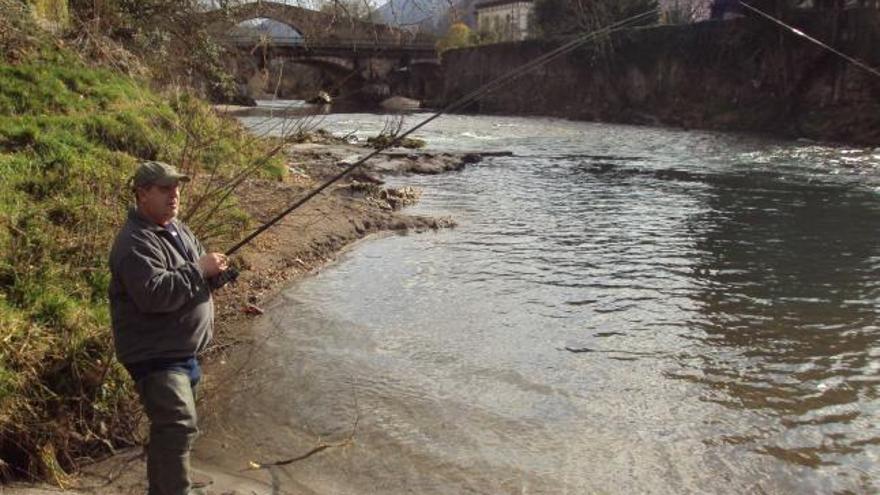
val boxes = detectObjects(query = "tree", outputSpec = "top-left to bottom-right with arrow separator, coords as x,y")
319,0 -> 375,21
65,0 -> 240,100
436,21 -> 475,52
660,0 -> 706,24
533,0 -> 658,39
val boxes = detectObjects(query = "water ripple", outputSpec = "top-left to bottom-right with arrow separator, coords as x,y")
258,113 -> 880,494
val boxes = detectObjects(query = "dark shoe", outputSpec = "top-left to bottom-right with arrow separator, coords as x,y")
191,471 -> 214,489
192,480 -> 213,489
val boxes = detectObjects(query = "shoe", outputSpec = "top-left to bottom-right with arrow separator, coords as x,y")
191,472 -> 214,489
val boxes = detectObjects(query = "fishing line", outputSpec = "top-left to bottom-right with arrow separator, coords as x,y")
739,1 -> 880,80
224,7 -> 660,256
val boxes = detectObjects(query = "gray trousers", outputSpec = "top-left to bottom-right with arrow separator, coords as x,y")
136,370 -> 199,495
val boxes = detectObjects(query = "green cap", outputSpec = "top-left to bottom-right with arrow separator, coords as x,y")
131,161 -> 190,189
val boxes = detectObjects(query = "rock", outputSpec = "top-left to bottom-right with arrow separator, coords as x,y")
380,96 -> 421,111
242,304 -> 264,315
361,83 -> 391,100
366,134 -> 426,150
228,93 -> 257,107
461,153 -> 482,164
410,158 -> 464,174
564,346 -> 595,353
349,169 -> 384,184
382,186 -> 421,209
307,91 -> 332,104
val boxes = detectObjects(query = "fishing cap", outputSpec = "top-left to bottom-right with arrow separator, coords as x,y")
131,161 -> 190,190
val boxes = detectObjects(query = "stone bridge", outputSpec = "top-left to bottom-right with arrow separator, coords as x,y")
201,1 -> 442,102
202,0 -> 416,42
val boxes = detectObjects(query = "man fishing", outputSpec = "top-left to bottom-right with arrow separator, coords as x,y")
109,161 -> 229,495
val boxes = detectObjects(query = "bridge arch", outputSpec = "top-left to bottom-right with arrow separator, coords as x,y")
258,56 -> 368,101
231,17 -> 304,40
202,1 -> 406,41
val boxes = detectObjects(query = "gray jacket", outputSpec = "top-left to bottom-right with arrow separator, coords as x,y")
109,208 -> 213,366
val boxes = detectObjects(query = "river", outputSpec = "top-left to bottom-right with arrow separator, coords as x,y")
205,104 -> 879,494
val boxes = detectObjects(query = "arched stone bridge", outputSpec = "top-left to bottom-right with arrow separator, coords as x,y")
202,0 -> 417,42
202,1 -> 441,101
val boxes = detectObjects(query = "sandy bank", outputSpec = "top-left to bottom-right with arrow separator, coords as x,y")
211,104 -> 257,116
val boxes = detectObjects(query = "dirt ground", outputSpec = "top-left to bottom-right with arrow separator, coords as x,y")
3,139 -> 483,495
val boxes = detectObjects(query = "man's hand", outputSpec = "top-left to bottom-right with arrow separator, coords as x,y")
198,253 -> 228,278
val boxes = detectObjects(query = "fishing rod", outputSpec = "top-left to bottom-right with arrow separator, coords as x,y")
223,7 -> 660,257
739,1 -> 880,80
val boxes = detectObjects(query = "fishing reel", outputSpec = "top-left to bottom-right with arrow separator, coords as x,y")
210,266 -> 240,291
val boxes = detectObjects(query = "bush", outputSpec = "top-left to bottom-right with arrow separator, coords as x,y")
436,22 -> 476,52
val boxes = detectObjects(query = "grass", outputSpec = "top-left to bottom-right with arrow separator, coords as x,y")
0,5 -> 285,480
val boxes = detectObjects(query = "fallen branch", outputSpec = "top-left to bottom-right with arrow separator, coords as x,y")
247,442 -> 338,469
245,379 -> 360,470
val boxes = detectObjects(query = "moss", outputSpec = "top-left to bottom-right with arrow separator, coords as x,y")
366,134 -> 427,149
0,63 -> 146,115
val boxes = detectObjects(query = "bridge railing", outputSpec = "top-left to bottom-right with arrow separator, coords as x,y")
228,34 -> 437,52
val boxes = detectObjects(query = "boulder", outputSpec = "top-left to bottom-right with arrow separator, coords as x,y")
307,91 -> 332,104
380,96 -> 421,111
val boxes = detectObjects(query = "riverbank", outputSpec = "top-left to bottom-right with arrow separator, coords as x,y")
5,133 -> 483,494
0,6 -> 297,478
442,11 -> 880,146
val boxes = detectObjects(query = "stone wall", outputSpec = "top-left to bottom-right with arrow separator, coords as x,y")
441,10 -> 880,144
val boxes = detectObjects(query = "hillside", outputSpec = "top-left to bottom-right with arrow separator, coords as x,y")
0,0 -> 283,481
373,0 -> 477,35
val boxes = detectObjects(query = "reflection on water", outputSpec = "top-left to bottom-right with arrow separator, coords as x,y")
679,176 -> 880,477
205,111 -> 880,494
228,99 -> 407,119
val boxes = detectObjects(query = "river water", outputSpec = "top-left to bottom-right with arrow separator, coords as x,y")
217,106 -> 880,494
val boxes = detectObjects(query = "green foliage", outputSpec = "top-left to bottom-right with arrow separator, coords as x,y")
366,134 -> 426,149
67,0 -> 238,102
27,0 -> 69,26
0,46 -> 282,482
436,22 -> 476,52
0,0 -> 47,63
368,115 -> 427,149
0,63 -> 143,115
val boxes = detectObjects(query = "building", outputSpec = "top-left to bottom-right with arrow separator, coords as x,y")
475,0 -> 534,42
659,0 -> 708,23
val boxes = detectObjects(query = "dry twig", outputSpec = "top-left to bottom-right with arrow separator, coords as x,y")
244,379 -> 360,470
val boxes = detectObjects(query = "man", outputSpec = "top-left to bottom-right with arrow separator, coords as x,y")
109,161 -> 229,495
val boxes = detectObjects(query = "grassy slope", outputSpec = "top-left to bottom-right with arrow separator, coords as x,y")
0,2 -> 283,481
